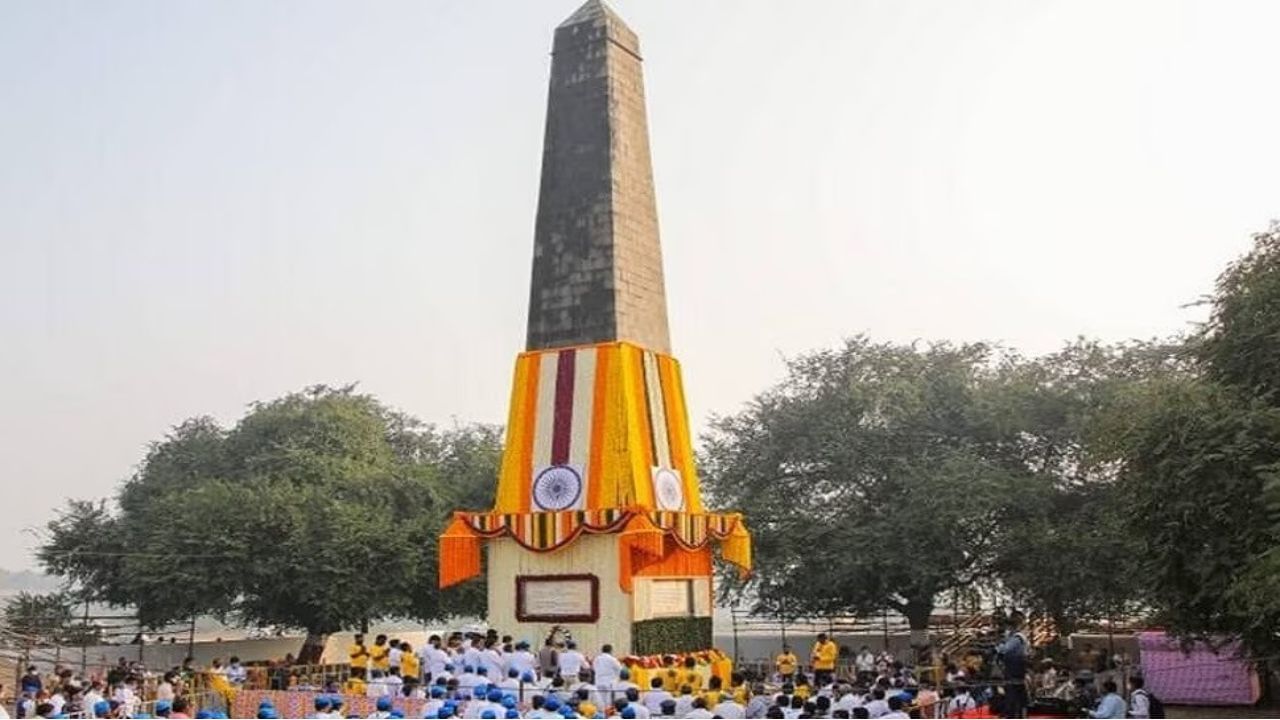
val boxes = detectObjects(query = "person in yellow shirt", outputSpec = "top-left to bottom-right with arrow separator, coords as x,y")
701,675 -> 725,708
730,672 -> 750,706
775,645 -> 798,682
811,633 -> 838,687
348,634 -> 370,679
370,634 -> 391,673
681,656 -> 704,693
661,656 -> 681,692
794,674 -> 812,700
400,641 -> 420,682
343,674 -> 366,695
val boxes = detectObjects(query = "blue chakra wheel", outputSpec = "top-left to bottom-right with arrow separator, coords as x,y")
653,468 -> 685,510
533,465 -> 583,511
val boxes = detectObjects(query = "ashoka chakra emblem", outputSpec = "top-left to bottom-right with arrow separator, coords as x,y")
654,468 -> 685,511
533,465 -> 583,511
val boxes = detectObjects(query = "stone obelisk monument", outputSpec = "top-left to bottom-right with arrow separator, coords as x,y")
526,0 -> 670,356
440,0 -> 751,656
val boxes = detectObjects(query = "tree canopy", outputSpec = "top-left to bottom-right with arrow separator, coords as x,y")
39,385 -> 498,656
701,339 -> 1038,631
703,222 -> 1280,659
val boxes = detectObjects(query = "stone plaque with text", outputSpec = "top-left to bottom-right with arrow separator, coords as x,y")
649,579 -> 694,617
516,574 -> 600,623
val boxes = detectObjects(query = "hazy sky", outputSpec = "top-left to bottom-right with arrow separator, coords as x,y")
3,0 -> 1278,571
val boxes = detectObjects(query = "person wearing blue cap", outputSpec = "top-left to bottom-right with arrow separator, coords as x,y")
368,695 -> 394,719
195,712 -> 214,719
524,695 -> 549,720
504,711 -> 519,720
614,668 -> 639,694
480,712 -> 497,720
93,700 -> 112,718
506,641 -> 536,680
154,699 -> 172,717
457,666 -> 480,699
257,709 -> 278,719
558,704 -> 578,719
881,695 -> 910,719
497,668 -> 521,694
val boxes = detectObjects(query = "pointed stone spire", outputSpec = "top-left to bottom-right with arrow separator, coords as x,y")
526,0 -> 671,354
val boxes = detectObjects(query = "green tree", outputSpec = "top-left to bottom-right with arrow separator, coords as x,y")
1115,379 -> 1280,655
1114,222 -> 1280,657
2,591 -> 101,648
1199,220 -> 1280,399
702,338 -> 1031,637
39,385 -> 500,660
987,341 -> 1179,642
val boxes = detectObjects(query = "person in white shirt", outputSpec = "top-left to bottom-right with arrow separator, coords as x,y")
620,688 -> 650,719
82,682 -> 105,716
641,678 -> 673,716
497,669 -> 522,693
558,642 -> 586,679
389,640 -> 404,675
592,644 -> 623,700
423,636 -> 450,679
367,671 -> 390,698
881,696 -> 910,720
712,696 -> 746,719
383,669 -> 404,698
674,686 -> 697,717
484,645 -> 506,678
423,686 -> 447,717
570,676 -> 598,710
863,688 -> 889,719
685,697 -> 714,719
1128,676 -> 1152,719
832,686 -> 862,715
854,647 -> 875,678
949,685 -> 976,714
506,641 -> 538,678
463,637 -> 484,672
155,672 -> 177,702
613,668 -> 640,695
226,656 -> 248,685
48,690 -> 66,716
457,666 -> 481,699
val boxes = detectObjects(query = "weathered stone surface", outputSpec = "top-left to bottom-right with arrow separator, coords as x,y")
526,0 -> 672,355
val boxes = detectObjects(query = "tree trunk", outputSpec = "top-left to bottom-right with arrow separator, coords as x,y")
298,632 -> 328,665
904,599 -> 933,651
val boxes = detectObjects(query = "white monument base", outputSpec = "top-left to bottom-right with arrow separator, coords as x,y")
487,534 -> 635,655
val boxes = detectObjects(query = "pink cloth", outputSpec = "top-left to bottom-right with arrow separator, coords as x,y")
1137,632 -> 1260,706
233,689 -> 425,719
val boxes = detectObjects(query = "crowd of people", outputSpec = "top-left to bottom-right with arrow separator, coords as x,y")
3,618 -> 1158,719
4,653 -> 250,719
